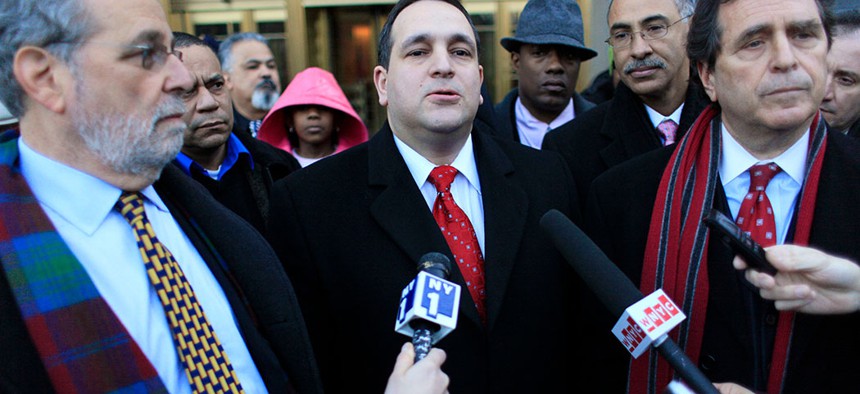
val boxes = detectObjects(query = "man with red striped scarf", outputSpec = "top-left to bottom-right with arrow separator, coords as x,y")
583,0 -> 860,392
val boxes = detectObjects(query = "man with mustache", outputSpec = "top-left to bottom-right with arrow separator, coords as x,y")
820,5 -> 860,137
543,0 -> 710,212
492,0 -> 597,149
586,0 -> 860,392
267,0 -> 583,392
172,32 -> 299,236
0,0 -> 323,392
218,32 -> 282,138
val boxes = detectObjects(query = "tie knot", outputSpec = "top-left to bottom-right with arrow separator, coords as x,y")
429,165 -> 458,193
115,191 -> 146,225
748,163 -> 781,191
657,119 -> 678,146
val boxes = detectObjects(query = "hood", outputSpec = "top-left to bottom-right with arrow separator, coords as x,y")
257,67 -> 369,154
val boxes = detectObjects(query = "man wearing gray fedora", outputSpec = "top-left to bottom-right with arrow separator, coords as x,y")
493,0 -> 598,149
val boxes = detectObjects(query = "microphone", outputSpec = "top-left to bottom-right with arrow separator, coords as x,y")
539,209 -> 718,394
394,252 -> 462,361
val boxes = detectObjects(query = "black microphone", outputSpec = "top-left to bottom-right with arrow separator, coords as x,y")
411,253 -> 451,361
394,252 -> 460,362
539,209 -> 718,394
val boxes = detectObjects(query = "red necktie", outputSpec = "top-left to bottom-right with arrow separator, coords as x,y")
735,163 -> 782,246
657,119 -> 678,146
428,165 -> 487,324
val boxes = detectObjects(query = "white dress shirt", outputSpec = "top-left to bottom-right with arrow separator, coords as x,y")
645,103 -> 685,145
18,138 -> 266,393
719,126 -> 809,245
515,97 -> 575,149
393,133 -> 486,253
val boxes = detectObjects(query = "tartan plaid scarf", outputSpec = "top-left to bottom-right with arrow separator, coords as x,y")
0,132 -> 167,393
629,107 -> 827,394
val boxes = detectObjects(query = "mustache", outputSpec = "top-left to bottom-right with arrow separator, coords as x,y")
255,78 -> 278,91
623,57 -> 667,74
756,75 -> 813,96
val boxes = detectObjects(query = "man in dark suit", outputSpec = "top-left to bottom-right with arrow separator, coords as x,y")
820,8 -> 860,137
0,0 -> 322,392
267,0 -> 582,392
585,0 -> 860,392
543,0 -> 709,210
493,0 -> 597,149
172,32 -> 300,236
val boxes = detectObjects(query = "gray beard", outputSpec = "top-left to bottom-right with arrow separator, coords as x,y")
71,80 -> 187,183
251,88 -> 279,111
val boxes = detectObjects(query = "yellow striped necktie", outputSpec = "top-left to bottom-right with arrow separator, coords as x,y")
116,191 -> 244,394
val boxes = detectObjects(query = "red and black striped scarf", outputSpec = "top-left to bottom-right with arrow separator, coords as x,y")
629,106 -> 828,394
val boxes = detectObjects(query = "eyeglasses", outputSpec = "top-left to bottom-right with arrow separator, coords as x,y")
605,15 -> 691,49
126,42 -> 183,70
51,40 -> 182,70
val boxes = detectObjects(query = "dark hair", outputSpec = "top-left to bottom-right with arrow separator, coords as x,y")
687,0 -> 833,71
833,10 -> 860,35
173,31 -> 207,50
377,0 -> 480,69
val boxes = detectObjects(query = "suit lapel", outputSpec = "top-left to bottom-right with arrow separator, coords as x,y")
154,166 -> 309,393
708,188 -> 758,351
473,132 -> 528,331
598,83 -> 662,169
786,131 -> 859,375
367,126 -> 485,327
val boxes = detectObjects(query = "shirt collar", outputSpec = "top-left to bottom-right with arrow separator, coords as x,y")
393,132 -> 480,194
18,137 -> 168,235
645,103 -> 684,129
514,96 -> 576,131
175,133 -> 253,180
719,124 -> 809,187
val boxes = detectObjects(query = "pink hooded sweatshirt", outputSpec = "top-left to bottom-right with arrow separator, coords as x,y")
257,67 -> 369,155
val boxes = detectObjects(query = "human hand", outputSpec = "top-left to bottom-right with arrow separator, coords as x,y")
713,382 -> 754,394
734,244 -> 860,314
384,343 -> 449,394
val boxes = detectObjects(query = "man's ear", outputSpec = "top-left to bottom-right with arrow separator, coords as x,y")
14,46 -> 72,114
697,60 -> 718,103
510,51 -> 520,72
223,71 -> 235,91
373,65 -> 389,107
478,65 -> 484,105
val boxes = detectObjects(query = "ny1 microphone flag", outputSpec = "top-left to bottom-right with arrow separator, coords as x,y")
394,271 -> 461,344
612,289 -> 686,358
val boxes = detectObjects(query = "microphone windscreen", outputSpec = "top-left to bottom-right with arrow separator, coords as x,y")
539,209 -> 643,317
417,252 -> 452,280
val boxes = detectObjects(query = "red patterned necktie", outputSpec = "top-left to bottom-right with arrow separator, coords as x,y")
116,192 -> 244,394
428,165 -> 487,324
657,119 -> 678,146
735,163 -> 782,247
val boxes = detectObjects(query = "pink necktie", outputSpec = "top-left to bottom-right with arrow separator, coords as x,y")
428,165 -> 487,324
657,119 -> 678,146
735,163 -> 782,246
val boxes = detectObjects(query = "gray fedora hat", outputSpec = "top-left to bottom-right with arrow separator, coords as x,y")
500,0 -> 597,60
831,0 -> 859,14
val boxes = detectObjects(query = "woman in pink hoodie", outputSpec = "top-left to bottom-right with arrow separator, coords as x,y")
257,67 -> 369,167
